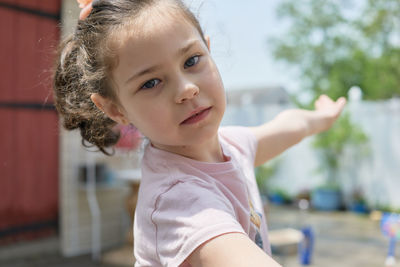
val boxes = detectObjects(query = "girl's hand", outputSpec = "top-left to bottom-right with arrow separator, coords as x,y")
311,95 -> 347,134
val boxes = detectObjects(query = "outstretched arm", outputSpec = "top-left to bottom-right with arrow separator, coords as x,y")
188,233 -> 282,267
250,95 -> 346,167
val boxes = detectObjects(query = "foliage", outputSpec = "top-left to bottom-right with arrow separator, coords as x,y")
271,0 -> 400,100
314,182 -> 341,191
255,160 -> 280,195
268,188 -> 292,204
373,204 -> 400,214
351,188 -> 367,205
256,161 -> 294,203
357,0 -> 400,53
327,48 -> 400,100
312,112 -> 369,184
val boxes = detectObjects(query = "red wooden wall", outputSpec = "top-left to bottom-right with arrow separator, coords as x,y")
0,0 -> 61,244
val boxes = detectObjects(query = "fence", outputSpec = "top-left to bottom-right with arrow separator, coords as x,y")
222,97 -> 400,209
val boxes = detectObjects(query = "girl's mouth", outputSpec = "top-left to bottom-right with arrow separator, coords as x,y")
180,107 -> 212,125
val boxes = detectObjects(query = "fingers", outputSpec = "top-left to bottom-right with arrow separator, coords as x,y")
334,97 -> 347,115
315,95 -> 346,110
337,96 -> 347,107
315,99 -> 322,110
314,95 -> 331,110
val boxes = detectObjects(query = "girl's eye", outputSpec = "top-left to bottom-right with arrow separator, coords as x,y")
141,79 -> 161,89
184,55 -> 200,69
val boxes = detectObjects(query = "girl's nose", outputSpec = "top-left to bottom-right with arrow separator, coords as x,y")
175,81 -> 199,103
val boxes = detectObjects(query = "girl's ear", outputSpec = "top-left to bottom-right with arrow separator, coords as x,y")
90,93 -> 130,125
204,35 -> 211,51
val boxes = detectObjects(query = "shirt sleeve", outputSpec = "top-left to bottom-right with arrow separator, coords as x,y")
220,126 -> 258,164
151,178 -> 246,267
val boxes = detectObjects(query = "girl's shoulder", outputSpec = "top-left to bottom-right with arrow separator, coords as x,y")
219,126 -> 258,159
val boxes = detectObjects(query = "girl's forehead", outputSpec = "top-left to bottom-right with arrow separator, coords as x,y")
111,2 -> 197,46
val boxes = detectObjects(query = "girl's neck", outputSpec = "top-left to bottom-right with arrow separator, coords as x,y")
151,134 -> 226,163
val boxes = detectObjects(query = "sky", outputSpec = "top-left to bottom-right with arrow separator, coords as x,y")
184,0 -> 299,93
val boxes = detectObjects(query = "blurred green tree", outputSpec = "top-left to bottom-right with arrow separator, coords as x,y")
271,0 -> 400,101
312,112 -> 369,184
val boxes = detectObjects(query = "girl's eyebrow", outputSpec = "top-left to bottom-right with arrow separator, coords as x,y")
177,39 -> 199,56
125,65 -> 160,85
124,39 -> 201,85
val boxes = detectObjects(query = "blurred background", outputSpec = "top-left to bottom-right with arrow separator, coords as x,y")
0,0 -> 399,266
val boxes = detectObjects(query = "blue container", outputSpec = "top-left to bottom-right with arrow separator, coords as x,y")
351,203 -> 369,214
299,226 -> 314,265
311,189 -> 341,211
269,193 -> 285,205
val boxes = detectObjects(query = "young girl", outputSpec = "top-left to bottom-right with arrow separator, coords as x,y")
54,0 -> 346,266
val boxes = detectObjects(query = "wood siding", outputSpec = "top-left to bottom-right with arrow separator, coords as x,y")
0,0 -> 61,243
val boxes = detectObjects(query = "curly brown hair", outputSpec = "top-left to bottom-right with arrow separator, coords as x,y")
53,0 -> 205,155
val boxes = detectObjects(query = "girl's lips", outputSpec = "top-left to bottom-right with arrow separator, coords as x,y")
180,107 -> 212,125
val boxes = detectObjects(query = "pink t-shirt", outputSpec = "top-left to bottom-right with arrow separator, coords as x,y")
134,126 -> 270,267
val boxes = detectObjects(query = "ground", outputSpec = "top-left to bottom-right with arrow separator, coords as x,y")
0,204 -> 393,267
267,205 -> 389,267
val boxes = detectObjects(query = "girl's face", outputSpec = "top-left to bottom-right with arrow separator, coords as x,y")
110,9 -> 226,153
